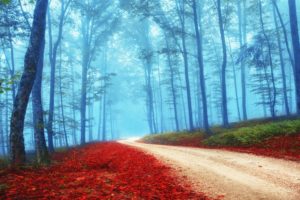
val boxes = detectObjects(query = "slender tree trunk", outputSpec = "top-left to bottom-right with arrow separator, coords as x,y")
288,0 -> 300,114
47,0 -> 68,151
273,5 -> 290,115
157,57 -> 165,132
259,0 -> 277,117
217,0 -> 229,127
165,37 -> 180,131
192,0 -> 209,132
58,49 -> 68,148
47,9 -> 55,152
102,91 -> 107,141
228,41 -> 241,121
273,0 -> 295,70
98,98 -> 102,140
238,0 -> 248,120
71,66 -> 77,145
31,39 -> 50,165
177,0 -> 194,130
10,0 -> 48,166
8,32 -> 16,103
80,14 -> 89,144
5,86 -> 9,155
0,95 -> 5,155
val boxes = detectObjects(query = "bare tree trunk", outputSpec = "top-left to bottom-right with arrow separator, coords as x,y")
176,0 -> 194,130
192,0 -> 210,132
288,0 -> 300,114
217,0 -> 229,127
58,48 -> 68,148
259,0 -> 277,118
273,4 -> 290,115
238,0 -> 248,120
10,0 -> 48,166
31,39 -> 50,165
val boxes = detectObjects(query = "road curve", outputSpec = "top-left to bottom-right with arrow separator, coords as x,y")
119,140 -> 300,200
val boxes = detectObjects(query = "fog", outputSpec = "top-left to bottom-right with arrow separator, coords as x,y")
0,0 -> 300,153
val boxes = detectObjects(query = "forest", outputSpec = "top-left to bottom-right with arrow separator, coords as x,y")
1,0 -> 300,199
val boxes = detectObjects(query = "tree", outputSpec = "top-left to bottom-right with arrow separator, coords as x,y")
10,0 -> 48,166
47,0 -> 72,152
192,0 -> 209,132
288,0 -> 300,114
31,39 -> 49,164
238,0 -> 248,120
217,0 -> 229,127
75,0 -> 118,144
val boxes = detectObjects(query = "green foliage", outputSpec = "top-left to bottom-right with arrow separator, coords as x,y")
0,73 -> 21,94
0,0 -> 11,5
142,118 -> 300,148
204,119 -> 300,147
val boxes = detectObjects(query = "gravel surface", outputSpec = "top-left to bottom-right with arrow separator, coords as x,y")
119,140 -> 300,200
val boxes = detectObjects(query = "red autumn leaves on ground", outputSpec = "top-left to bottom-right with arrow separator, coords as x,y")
0,142 -> 209,200
221,134 -> 300,161
170,134 -> 300,161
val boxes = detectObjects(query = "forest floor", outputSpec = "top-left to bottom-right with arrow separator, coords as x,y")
0,142 -> 208,200
121,140 -> 300,200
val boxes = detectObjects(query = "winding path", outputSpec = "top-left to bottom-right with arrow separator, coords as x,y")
119,140 -> 300,200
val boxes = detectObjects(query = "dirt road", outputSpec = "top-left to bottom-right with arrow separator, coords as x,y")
119,140 -> 300,200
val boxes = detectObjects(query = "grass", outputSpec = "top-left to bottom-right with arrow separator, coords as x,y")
142,131 -> 206,146
141,117 -> 300,148
205,119 -> 300,147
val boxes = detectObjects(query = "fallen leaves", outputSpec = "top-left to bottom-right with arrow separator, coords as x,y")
0,142 -> 209,199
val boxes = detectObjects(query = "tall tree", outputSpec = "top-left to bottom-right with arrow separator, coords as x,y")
192,0 -> 209,132
288,0 -> 300,114
31,39 -> 49,164
47,0 -> 71,152
238,0 -> 248,120
10,0 -> 48,165
176,0 -> 194,130
217,0 -> 229,127
76,0 -> 118,144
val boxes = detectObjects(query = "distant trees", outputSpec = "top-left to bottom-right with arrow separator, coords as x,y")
74,0 -> 118,144
47,0 -> 72,152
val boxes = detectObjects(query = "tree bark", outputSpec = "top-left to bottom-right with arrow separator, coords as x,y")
272,4 -> 290,115
217,0 -> 229,127
288,0 -> 300,114
10,0 -> 48,166
32,39 -> 49,164
192,0 -> 210,132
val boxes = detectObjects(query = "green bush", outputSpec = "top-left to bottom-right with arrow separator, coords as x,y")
204,119 -> 300,147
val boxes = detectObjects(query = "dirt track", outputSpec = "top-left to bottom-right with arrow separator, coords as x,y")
119,140 -> 300,200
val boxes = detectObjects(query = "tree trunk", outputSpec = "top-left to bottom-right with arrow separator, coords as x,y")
31,38 -> 50,165
288,0 -> 300,114
58,48 -> 68,148
165,36 -> 180,131
273,4 -> 290,115
10,0 -> 48,166
177,0 -> 194,130
238,0 -> 248,120
217,0 -> 229,127
192,0 -> 210,132
259,0 -> 277,118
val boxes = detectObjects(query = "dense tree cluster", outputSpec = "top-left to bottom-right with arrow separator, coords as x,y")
0,0 -> 299,165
